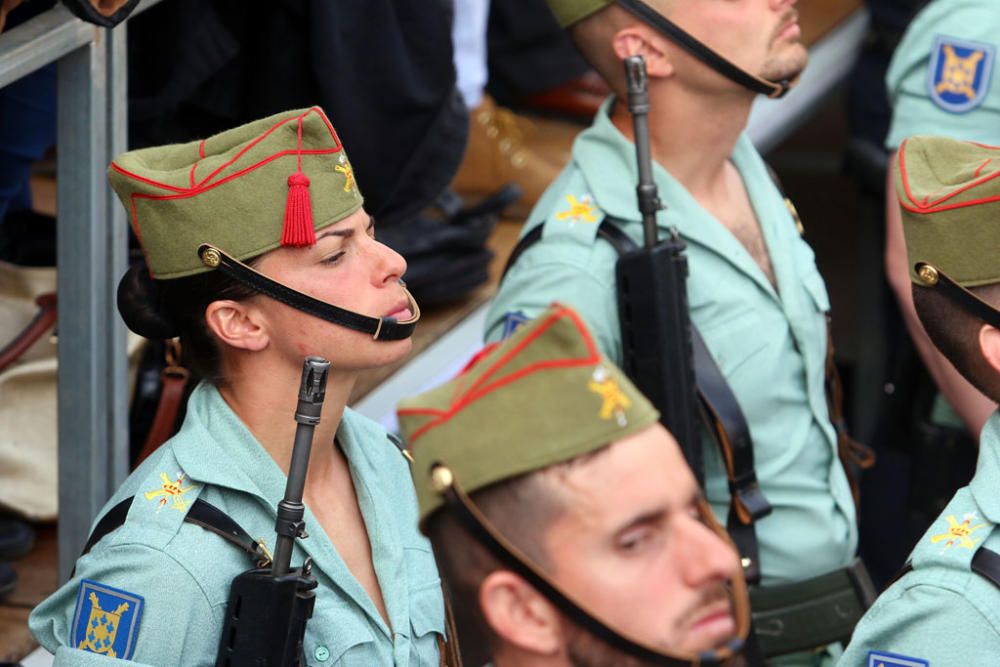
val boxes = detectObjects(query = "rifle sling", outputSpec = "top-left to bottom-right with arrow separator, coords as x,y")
81,496 -> 265,564
823,320 -> 875,507
972,547 -> 1000,590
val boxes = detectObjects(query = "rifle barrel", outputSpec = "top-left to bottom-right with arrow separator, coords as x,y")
272,357 -> 330,576
625,56 -> 660,248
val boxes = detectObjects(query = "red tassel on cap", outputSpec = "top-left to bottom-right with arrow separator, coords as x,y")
281,117 -> 316,247
282,171 -> 315,246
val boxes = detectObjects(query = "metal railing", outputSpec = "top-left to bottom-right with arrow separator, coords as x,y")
0,0 -> 162,580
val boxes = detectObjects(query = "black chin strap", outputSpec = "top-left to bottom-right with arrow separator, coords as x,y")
915,263 -> 1000,329
616,0 -> 792,99
198,244 -> 420,341
429,464 -> 750,666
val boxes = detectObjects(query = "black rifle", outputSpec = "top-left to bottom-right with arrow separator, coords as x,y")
615,56 -> 702,485
216,357 -> 330,667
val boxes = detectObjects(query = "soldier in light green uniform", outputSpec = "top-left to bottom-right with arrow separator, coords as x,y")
488,1 -> 861,663
400,304 -> 751,667
839,135 -> 1000,667
29,108 -> 444,666
883,0 -> 1000,436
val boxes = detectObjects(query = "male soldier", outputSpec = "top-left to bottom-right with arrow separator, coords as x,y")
839,135 -> 1000,666
883,0 -> 1000,435
398,304 -> 751,667
487,1 -> 867,663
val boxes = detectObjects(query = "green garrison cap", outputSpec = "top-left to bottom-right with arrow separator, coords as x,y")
896,135 -> 1000,288
398,304 -> 660,525
109,107 -> 363,279
546,0 -> 614,27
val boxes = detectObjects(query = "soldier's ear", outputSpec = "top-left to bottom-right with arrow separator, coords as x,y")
612,25 -> 673,78
479,570 -> 566,658
979,323 -> 1000,376
204,299 -> 269,353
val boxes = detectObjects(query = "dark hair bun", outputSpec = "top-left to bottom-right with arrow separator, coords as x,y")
117,263 -> 181,339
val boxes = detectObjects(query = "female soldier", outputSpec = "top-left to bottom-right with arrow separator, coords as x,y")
29,107 -> 446,666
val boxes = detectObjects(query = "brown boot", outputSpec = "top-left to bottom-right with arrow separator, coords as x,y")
451,95 -> 563,219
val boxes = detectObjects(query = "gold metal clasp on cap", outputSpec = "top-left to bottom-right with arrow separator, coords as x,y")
430,464 -> 454,494
916,263 -> 940,286
199,244 -> 222,268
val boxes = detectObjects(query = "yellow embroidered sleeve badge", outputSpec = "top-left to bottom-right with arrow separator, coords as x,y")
928,36 -> 995,113
930,512 -> 988,550
71,580 -> 144,659
556,194 -> 599,224
143,472 -> 197,513
588,366 -> 630,427
334,154 -> 355,193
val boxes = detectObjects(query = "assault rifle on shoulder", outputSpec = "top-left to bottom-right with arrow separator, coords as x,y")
215,357 -> 330,667
615,56 -> 702,484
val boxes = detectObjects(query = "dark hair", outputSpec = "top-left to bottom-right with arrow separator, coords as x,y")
117,259 -> 260,382
425,445 -> 612,664
912,282 -> 1000,404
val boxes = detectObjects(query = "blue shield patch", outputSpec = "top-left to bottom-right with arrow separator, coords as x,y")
501,310 -> 529,339
867,650 -> 929,667
71,579 -> 144,660
927,35 -> 995,113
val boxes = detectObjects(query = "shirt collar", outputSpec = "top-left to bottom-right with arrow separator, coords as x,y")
171,382 -> 288,502
573,98 -> 785,300
171,382 -> 406,637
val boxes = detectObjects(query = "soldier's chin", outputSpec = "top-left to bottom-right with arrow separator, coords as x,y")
761,47 -> 808,84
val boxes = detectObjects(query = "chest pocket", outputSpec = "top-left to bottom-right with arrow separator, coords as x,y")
406,545 -> 446,666
699,307 -> 770,380
308,594 -> 375,666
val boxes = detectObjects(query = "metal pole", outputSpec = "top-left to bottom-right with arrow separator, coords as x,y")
106,20 -> 130,492
56,31 -> 116,581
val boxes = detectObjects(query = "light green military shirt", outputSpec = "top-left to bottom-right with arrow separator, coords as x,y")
839,411 -> 1000,666
886,0 -> 1000,150
30,383 -> 445,666
486,101 -> 857,593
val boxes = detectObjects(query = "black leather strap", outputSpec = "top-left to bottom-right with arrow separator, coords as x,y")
615,0 -> 791,99
501,221 -> 639,281
501,225 -> 543,280
203,245 -> 419,341
884,561 -> 913,591
81,497 -> 268,565
972,547 -> 1000,590
916,263 -> 1000,330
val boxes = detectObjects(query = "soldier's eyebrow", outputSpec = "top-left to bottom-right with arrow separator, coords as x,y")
316,216 -> 374,241
612,486 -> 699,536
612,508 -> 668,538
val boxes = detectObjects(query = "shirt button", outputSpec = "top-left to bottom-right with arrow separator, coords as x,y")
314,645 -> 330,662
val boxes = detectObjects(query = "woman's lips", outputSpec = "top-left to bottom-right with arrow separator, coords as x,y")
385,305 -> 413,320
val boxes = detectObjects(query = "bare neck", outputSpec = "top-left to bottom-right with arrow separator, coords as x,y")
218,356 -> 357,492
610,83 -> 754,200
